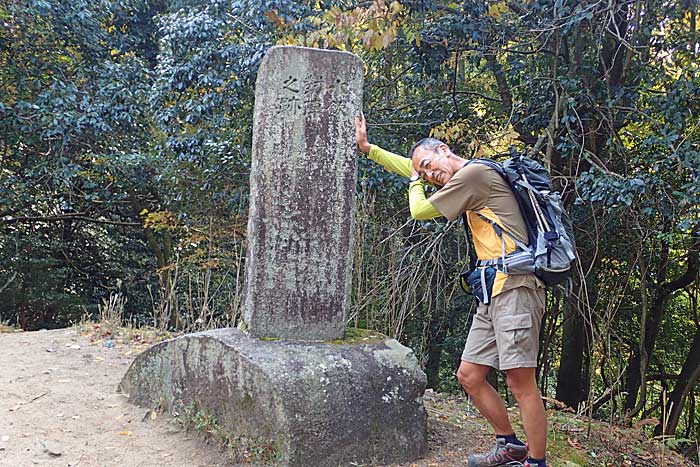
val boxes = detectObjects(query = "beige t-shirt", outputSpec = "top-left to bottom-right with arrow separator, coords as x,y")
429,163 -> 542,296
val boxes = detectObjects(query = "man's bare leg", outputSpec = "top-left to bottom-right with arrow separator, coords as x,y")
506,367 -> 547,459
456,361 -> 513,435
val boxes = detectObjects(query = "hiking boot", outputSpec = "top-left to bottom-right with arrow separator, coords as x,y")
522,463 -> 552,467
467,438 -> 528,467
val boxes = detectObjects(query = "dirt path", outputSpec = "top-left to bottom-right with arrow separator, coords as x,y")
1,328 -> 234,467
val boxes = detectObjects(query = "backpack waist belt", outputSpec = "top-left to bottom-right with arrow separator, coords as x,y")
475,249 -> 535,275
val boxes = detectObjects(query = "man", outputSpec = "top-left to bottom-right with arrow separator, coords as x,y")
355,114 -> 549,467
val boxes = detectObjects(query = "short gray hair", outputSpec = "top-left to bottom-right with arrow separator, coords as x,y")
408,137 -> 444,158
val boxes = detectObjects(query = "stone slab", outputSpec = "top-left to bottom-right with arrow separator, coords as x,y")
118,329 -> 428,467
244,46 -> 363,340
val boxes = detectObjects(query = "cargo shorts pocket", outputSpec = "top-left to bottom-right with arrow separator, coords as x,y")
499,313 -> 532,345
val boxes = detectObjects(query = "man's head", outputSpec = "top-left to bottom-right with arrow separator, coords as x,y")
409,137 -> 465,187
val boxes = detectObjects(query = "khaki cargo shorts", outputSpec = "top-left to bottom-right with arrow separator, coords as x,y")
461,286 -> 546,371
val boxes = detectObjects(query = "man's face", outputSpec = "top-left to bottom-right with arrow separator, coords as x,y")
412,144 -> 455,187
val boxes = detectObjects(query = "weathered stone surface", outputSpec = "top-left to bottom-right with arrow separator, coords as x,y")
118,328 -> 428,467
244,46 -> 363,340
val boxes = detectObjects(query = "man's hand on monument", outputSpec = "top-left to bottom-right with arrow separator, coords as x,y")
355,113 -> 371,153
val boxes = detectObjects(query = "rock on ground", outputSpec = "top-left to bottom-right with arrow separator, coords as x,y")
119,329 -> 428,467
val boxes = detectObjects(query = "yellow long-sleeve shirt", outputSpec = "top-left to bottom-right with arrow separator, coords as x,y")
367,144 -> 442,220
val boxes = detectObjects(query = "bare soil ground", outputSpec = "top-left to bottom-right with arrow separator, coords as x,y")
1,326 -> 233,467
1,326 -> 692,467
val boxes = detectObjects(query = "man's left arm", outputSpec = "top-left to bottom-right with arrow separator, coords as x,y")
409,180 -> 442,220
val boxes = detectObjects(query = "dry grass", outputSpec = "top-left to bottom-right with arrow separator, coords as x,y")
0,321 -> 19,333
77,320 -> 175,353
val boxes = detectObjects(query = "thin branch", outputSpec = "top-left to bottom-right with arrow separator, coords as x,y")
0,271 -> 17,294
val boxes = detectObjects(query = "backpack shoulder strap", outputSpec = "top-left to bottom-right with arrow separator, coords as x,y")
467,157 -> 538,247
461,213 -> 477,271
472,211 -> 531,253
465,158 -> 506,177
464,159 -> 528,247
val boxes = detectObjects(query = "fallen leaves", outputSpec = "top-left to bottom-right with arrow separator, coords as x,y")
542,396 -> 575,412
634,417 -> 660,428
567,436 -> 584,449
142,409 -> 158,422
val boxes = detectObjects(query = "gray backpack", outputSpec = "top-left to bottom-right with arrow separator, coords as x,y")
463,154 -> 577,287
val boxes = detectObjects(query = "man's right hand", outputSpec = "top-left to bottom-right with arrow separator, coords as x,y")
355,113 -> 371,153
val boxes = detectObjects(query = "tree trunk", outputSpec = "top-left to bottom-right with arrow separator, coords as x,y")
654,326 -> 700,436
484,53 -> 536,147
625,240 -> 699,412
538,292 -> 561,395
425,312 -> 448,390
128,192 -> 179,329
556,297 -> 589,408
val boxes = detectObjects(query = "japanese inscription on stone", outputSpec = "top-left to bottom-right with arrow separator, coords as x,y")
244,46 -> 364,340
275,75 -> 352,116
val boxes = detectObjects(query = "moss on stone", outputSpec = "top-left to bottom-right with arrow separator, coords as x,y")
325,327 -> 388,345
0,322 -> 19,333
242,392 -> 255,407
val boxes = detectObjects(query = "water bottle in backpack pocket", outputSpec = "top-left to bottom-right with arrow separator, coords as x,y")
532,191 -> 577,285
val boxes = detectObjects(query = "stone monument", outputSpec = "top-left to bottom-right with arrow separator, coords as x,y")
119,46 -> 428,467
244,46 -> 359,340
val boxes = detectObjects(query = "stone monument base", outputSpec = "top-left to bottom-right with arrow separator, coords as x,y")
118,328 -> 428,467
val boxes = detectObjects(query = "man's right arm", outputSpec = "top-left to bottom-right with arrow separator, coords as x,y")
355,114 -> 441,220
367,144 -> 412,178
